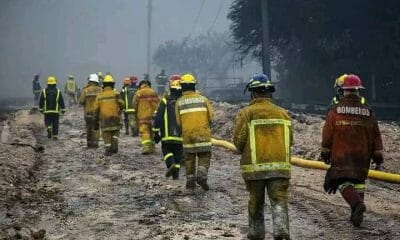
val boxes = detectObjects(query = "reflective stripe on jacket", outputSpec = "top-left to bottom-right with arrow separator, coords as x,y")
94,87 -> 124,131
234,98 -> 292,180
175,91 -> 213,153
38,86 -> 66,114
79,82 -> 102,117
153,96 -> 182,143
132,84 -> 159,124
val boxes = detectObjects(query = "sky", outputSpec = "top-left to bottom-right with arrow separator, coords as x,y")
0,0 -> 233,99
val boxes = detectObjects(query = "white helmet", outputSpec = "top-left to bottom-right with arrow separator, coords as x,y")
88,73 -> 99,83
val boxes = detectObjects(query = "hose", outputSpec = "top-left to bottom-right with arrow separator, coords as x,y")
212,138 -> 400,184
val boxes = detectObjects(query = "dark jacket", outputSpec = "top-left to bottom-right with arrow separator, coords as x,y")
154,92 -> 182,144
33,79 -> 41,93
38,85 -> 66,115
120,85 -> 137,113
322,94 -> 383,181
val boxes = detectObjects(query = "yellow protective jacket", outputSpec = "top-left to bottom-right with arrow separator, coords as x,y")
175,91 -> 213,153
132,84 -> 159,124
233,97 -> 293,180
79,82 -> 102,117
94,86 -> 124,131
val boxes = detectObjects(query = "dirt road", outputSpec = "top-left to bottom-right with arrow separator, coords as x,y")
1,107 -> 400,239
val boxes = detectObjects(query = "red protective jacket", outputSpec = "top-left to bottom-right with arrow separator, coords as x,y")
321,94 -> 383,181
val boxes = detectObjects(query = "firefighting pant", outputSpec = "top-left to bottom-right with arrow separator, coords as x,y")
162,143 -> 183,169
184,151 -> 211,181
102,130 -> 119,153
85,116 -> 100,147
44,114 -> 59,138
123,112 -> 137,134
34,92 -> 40,106
139,123 -> 153,152
338,179 -> 365,210
245,178 -> 290,240
67,93 -> 77,106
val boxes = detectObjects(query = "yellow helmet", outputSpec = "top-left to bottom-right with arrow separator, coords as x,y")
47,76 -> 57,85
180,73 -> 196,84
334,74 -> 347,89
103,74 -> 115,83
170,80 -> 181,90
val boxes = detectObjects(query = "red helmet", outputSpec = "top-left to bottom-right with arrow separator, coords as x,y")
169,74 -> 181,82
342,74 -> 364,90
130,76 -> 138,83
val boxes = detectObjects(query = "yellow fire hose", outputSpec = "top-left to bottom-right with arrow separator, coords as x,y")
211,138 -> 400,184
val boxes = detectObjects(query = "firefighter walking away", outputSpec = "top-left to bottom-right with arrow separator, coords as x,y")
175,73 -> 214,191
93,74 -> 124,155
79,73 -> 102,148
120,76 -> 139,136
153,75 -> 183,180
321,74 -> 384,227
133,78 -> 159,154
234,74 -> 292,240
64,75 -> 78,107
39,76 -> 66,140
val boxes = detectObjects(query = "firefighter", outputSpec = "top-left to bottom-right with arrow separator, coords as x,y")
133,78 -> 159,154
175,73 -> 213,190
321,74 -> 384,227
155,69 -> 168,95
38,76 -> 66,140
79,73 -> 102,148
32,74 -> 42,106
233,74 -> 292,240
64,75 -> 78,107
153,75 -> 183,180
93,74 -> 124,155
332,73 -> 367,107
120,76 -> 138,136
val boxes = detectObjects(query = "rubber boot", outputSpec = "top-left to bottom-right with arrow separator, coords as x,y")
125,124 -> 129,135
341,185 -> 365,227
197,166 -> 209,191
131,128 -> 138,137
111,136 -> 119,153
172,166 -> 180,180
186,176 -> 196,190
141,143 -> 153,155
47,126 -> 52,139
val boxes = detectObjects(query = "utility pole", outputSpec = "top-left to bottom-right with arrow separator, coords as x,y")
261,0 -> 271,79
146,0 -> 153,79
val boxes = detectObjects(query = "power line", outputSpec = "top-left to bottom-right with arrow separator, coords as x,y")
207,0 -> 225,33
187,0 -> 205,39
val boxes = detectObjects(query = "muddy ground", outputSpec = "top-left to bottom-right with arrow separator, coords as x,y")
1,103 -> 400,240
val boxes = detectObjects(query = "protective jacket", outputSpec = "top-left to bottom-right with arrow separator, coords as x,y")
94,86 -> 124,131
79,82 -> 102,117
132,84 -> 159,124
175,91 -> 213,153
154,94 -> 182,144
234,98 -> 293,180
33,80 -> 41,93
39,86 -> 66,115
120,85 -> 137,113
322,94 -> 383,181
65,79 -> 77,94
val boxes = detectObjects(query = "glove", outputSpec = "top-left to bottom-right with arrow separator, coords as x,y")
323,168 -> 338,194
320,151 -> 331,165
153,132 -> 161,144
375,164 -> 384,171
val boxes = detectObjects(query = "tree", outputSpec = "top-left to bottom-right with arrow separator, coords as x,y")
228,0 -> 400,103
153,32 -> 235,80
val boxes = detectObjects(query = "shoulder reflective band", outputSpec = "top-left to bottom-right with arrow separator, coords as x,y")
162,98 -> 167,104
361,97 -> 366,105
98,96 -> 118,102
333,97 -> 339,104
248,118 -> 291,168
